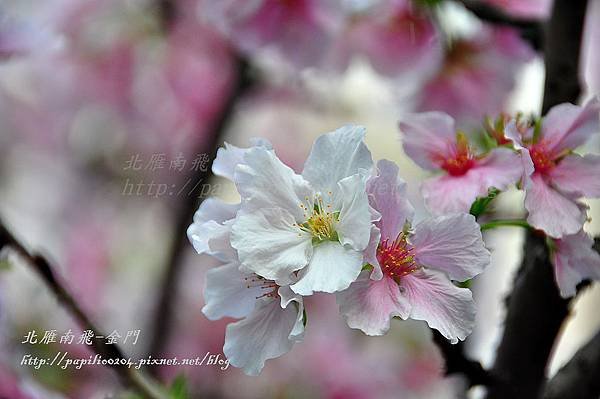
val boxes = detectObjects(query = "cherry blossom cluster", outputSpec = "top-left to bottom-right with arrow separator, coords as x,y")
398,98 -> 600,298
187,98 -> 600,376
187,125 -> 494,375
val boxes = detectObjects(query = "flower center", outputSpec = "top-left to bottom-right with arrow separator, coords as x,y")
244,275 -> 279,299
297,193 -> 339,242
529,143 -> 555,174
377,234 -> 419,282
440,133 -> 475,176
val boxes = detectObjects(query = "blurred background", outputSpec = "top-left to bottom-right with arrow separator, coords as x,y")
0,0 -> 599,397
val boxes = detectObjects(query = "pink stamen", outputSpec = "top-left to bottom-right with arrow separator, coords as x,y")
377,234 -> 419,282
529,142 -> 556,174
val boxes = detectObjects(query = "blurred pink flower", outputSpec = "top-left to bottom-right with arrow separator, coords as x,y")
0,364 -> 34,399
337,160 -> 490,343
399,111 -> 524,214
201,0 -> 337,67
416,27 -> 534,127
505,99 -> 600,238
331,0 -> 442,78
0,15 -> 51,59
482,0 -> 552,18
65,221 -> 110,313
551,229 -> 600,298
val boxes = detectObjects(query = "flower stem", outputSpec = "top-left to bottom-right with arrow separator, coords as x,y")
480,219 -> 531,231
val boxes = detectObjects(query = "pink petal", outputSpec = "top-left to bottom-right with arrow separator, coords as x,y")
411,213 -> 490,281
471,147 -> 526,192
421,173 -> 484,215
552,230 -> 600,298
399,111 -> 457,170
337,271 -> 410,336
345,1 -> 442,78
549,154 -> 600,198
541,99 -> 600,155
422,148 -> 529,215
399,269 -> 476,344
367,159 -> 415,241
525,173 -> 588,238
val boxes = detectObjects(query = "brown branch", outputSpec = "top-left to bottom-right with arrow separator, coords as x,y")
451,0 -> 543,50
543,328 -> 600,399
484,2 -> 589,396
0,220 -> 166,399
432,331 -> 495,387
145,55 -> 254,364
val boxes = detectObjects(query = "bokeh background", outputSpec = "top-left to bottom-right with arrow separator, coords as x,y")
0,0 -> 599,398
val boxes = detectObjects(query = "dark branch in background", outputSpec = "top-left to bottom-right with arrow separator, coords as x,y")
432,331 -> 494,387
540,0 -> 589,114
0,220 -> 165,399
543,323 -> 600,399
485,233 -> 571,399
145,55 -> 253,365
484,2 -> 589,397
451,0 -> 543,50
542,239 -> 600,399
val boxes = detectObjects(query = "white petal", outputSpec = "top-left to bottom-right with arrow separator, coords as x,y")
231,208 -> 313,285
224,297 -> 304,376
399,269 -> 476,344
278,286 -> 305,340
334,174 -> 372,251
202,262 -> 263,320
302,125 -> 373,192
411,214 -> 490,281
212,139 -> 272,181
337,271 -> 410,336
291,241 -> 363,295
187,198 -> 240,261
235,146 -> 313,221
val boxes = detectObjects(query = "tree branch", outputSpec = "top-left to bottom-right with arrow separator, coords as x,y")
0,220 -> 166,399
484,0 -> 589,395
145,55 -> 254,364
451,0 -> 543,50
543,329 -> 600,399
432,331 -> 495,387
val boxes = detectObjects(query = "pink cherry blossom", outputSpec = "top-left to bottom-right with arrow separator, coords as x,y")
201,0 -> 337,68
0,364 -> 34,399
330,0 -> 442,78
505,99 -> 600,238
399,111 -> 525,214
337,160 -> 490,343
482,0 -> 552,18
551,230 -> 600,298
416,27 -> 534,127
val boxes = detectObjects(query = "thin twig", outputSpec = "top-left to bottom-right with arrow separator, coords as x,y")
0,220 -> 166,399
